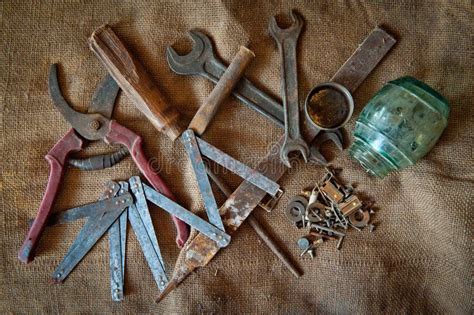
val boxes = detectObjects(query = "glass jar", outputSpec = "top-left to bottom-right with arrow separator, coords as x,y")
349,76 -> 449,178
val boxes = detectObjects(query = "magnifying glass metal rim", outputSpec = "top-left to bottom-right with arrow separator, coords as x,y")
304,82 -> 354,131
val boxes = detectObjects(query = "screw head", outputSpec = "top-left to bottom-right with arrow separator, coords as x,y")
88,119 -> 101,131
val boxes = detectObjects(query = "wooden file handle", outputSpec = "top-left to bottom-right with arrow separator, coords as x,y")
89,25 -> 184,141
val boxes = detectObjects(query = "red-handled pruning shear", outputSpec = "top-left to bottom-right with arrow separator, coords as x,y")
18,64 -> 189,263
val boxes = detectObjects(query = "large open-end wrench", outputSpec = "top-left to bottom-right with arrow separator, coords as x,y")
166,30 -> 342,165
167,30 -> 284,127
268,11 -> 309,167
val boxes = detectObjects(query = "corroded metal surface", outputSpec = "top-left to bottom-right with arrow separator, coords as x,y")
196,136 -> 281,196
181,130 -> 224,231
51,186 -> 133,283
166,28 -> 342,165
157,138 -> 286,302
268,10 -> 309,167
157,26 -> 397,303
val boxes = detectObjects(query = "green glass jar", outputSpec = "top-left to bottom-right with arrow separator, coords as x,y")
349,76 -> 449,178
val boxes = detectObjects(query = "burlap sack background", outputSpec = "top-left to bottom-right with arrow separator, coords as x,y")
1,0 -> 472,313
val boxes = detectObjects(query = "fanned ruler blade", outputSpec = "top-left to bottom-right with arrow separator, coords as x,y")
51,192 -> 133,283
108,182 -> 129,301
195,136 -> 280,197
129,177 -> 165,270
142,182 -> 230,248
28,181 -> 121,228
180,130 -> 224,231
128,177 -> 168,291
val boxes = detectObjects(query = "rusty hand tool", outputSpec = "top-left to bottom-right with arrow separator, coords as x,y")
32,176 -> 231,300
204,161 -> 302,278
89,26 -> 279,233
156,26 -> 396,302
167,30 -> 284,127
269,11 -> 310,167
167,30 -> 343,165
189,45 -> 255,135
51,181 -> 133,284
18,64 -> 190,264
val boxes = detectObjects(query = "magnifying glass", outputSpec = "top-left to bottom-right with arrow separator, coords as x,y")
304,82 -> 354,130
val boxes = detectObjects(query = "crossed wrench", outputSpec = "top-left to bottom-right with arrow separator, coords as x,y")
166,30 -> 343,165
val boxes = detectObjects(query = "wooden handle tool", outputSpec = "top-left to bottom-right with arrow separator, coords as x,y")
188,46 -> 254,135
89,25 -> 184,141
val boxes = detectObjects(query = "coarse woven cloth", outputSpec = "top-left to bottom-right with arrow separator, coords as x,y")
1,0 -> 472,313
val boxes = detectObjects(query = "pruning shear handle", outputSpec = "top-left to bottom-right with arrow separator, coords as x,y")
105,121 -> 189,246
18,130 -> 83,263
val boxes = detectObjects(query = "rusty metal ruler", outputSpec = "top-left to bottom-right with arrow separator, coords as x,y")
38,176 -> 235,301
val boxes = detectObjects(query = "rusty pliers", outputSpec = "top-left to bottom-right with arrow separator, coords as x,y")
18,64 -> 190,263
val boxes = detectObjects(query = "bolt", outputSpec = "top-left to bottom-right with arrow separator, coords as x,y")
368,224 -> 376,232
160,281 -> 165,286
336,236 -> 344,250
88,119 -> 101,131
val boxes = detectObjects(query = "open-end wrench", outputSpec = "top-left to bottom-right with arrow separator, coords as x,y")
167,30 -> 284,127
166,30 -> 342,165
268,11 -> 309,167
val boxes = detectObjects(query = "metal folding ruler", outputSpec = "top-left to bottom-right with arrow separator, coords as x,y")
41,176 -> 232,301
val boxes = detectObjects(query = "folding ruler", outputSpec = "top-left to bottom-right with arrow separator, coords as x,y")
41,176 -> 232,301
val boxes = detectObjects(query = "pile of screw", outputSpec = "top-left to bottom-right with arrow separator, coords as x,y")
285,167 -> 376,258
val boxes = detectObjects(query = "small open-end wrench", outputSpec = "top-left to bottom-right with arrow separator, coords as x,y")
268,11 -> 309,167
